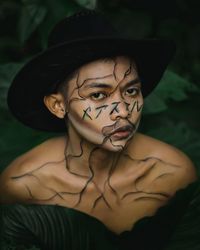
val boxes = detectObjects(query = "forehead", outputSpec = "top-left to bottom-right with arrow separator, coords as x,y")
67,56 -> 138,91
79,56 -> 136,78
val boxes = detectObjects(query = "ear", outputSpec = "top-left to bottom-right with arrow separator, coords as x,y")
43,93 -> 67,119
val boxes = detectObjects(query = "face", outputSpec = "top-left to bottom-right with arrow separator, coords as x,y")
65,56 -> 143,152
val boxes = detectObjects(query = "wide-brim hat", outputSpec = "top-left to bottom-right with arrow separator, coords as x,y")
7,10 -> 176,132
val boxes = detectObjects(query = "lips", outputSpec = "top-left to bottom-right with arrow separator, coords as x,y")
110,125 -> 134,140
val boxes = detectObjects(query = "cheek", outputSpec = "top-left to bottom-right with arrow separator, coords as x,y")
68,100 -> 110,132
128,96 -> 143,118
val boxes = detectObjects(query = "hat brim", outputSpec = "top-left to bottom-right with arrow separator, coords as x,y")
7,37 -> 176,132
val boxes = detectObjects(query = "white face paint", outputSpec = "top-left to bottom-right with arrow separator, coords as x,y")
65,56 -> 143,152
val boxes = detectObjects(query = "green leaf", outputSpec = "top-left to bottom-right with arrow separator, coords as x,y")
143,92 -> 168,114
143,70 -> 200,114
155,70 -> 199,100
18,0 -> 47,44
37,0 -> 80,48
111,9 -> 153,38
0,63 -> 24,110
74,0 -> 97,9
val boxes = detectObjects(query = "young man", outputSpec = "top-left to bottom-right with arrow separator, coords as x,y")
0,10 -> 199,250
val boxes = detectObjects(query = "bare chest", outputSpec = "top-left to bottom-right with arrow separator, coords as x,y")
16,157 -> 180,234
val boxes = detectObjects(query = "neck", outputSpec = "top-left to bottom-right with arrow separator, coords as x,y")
65,125 -> 122,179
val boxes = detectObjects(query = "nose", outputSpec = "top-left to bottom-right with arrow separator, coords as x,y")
110,101 -> 130,121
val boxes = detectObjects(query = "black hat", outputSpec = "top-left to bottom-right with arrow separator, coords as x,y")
7,10 -> 176,132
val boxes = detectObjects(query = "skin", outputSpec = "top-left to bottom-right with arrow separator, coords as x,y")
61,56 -> 143,153
0,56 -> 197,235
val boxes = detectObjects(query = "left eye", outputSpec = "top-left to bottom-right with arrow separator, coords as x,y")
90,92 -> 107,100
125,87 -> 139,96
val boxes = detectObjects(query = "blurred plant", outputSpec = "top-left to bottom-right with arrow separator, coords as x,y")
74,0 -> 97,9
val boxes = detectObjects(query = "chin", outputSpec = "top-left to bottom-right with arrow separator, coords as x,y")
99,138 -> 129,152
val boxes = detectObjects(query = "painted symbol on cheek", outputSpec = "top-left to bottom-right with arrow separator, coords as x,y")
124,102 -> 130,111
95,105 -> 109,119
130,100 -> 143,113
82,107 -> 92,120
110,102 -> 120,115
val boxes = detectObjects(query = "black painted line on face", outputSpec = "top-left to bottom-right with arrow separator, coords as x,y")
122,78 -> 141,91
124,61 -> 132,78
130,101 -> 143,113
78,74 -> 113,89
113,60 -> 117,81
82,107 -> 92,120
95,104 -> 109,110
136,101 -> 143,112
127,115 -> 140,130
111,101 -> 121,105
69,72 -> 112,97
68,72 -> 80,100
110,102 -> 120,115
83,82 -> 113,90
130,100 -> 138,113
108,59 -> 125,96
110,137 -> 124,150
109,78 -> 140,101
129,100 -> 143,113
101,119 -> 124,137
95,105 -> 109,119
67,73 -> 84,114
124,101 -> 130,111
68,73 -> 113,112
68,97 -> 86,113
95,109 -> 103,119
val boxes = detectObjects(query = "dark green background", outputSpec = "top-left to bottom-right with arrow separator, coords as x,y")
0,0 -> 199,174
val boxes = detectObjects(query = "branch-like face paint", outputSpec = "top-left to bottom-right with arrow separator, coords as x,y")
65,56 -> 143,151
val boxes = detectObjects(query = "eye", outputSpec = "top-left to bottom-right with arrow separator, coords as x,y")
125,87 -> 140,97
90,92 -> 107,100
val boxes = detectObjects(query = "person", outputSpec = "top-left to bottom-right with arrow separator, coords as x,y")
0,9 -> 199,250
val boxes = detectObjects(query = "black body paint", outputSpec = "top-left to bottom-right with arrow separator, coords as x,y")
82,107 -> 92,120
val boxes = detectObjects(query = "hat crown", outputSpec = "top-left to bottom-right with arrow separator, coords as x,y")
48,10 -> 117,47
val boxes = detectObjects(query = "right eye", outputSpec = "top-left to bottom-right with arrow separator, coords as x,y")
90,92 -> 107,100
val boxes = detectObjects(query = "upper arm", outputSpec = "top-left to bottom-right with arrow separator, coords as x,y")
0,170 -> 30,204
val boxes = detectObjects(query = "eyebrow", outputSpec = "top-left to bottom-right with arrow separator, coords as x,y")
84,83 -> 112,89
83,78 -> 141,90
122,78 -> 141,89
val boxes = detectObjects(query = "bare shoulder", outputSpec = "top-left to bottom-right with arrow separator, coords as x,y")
2,135 -> 66,173
0,135 -> 67,203
128,133 -> 197,188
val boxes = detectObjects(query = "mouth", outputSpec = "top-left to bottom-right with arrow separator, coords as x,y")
110,125 -> 134,140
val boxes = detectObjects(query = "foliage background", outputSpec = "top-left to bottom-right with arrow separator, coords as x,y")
0,0 -> 199,174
